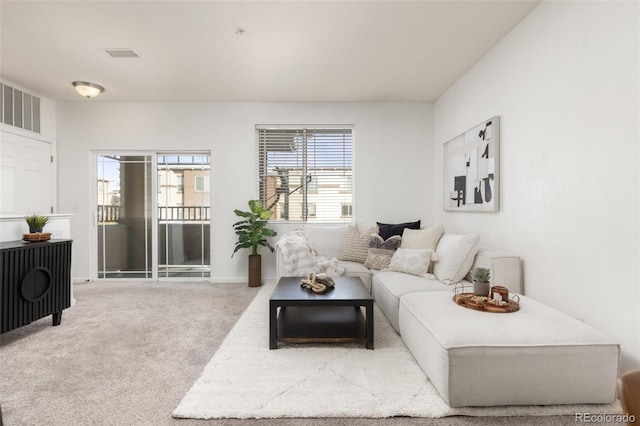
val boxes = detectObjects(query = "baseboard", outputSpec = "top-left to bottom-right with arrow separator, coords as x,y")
72,276 -> 274,284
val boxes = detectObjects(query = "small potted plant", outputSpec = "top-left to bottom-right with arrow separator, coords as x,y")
232,200 -> 277,287
471,267 -> 491,296
25,214 -> 50,233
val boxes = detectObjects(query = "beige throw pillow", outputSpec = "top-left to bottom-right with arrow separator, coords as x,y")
388,248 -> 434,277
400,224 -> 444,251
338,224 -> 378,264
401,225 -> 444,273
365,248 -> 396,270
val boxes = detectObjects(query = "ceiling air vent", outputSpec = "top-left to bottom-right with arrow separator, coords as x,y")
103,48 -> 139,58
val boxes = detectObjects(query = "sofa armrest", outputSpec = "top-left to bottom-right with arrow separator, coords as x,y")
469,248 -> 522,294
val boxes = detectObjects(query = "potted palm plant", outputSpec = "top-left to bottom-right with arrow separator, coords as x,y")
232,200 -> 277,287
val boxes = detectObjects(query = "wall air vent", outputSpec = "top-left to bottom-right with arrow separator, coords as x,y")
0,83 -> 40,134
104,48 -> 139,58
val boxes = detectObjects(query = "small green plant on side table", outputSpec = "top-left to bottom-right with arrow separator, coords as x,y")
25,215 -> 50,233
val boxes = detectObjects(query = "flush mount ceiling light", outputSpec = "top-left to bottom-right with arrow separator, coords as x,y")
72,81 -> 105,98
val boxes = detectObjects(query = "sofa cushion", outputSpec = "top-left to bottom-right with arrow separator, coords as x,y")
304,224 -> 348,258
433,232 -> 479,284
372,271 -> 449,333
338,260 -> 372,292
388,248 -> 433,277
338,224 -> 378,264
376,220 -> 420,240
468,247 -> 522,294
399,291 -> 620,407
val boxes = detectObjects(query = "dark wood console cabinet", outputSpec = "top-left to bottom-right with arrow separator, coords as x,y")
0,239 -> 72,334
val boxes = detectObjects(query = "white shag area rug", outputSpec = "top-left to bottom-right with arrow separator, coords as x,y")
173,281 -> 621,419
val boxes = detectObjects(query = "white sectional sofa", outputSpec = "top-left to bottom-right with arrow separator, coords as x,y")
274,224 -> 620,407
373,247 -> 522,333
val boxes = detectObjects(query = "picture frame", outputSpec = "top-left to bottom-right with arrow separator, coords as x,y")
443,116 -> 499,212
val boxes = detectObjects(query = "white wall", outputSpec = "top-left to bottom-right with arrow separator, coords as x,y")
56,102 -> 432,281
433,1 -> 639,371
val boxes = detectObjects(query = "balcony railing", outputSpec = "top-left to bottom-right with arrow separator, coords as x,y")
97,205 -> 210,222
97,205 -> 121,222
158,206 -> 210,221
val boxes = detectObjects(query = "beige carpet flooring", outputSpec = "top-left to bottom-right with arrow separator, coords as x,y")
0,280 -> 616,425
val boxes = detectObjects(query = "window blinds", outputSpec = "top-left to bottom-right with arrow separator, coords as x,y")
256,126 -> 353,222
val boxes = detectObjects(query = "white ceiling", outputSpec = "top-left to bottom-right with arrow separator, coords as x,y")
0,1 -> 540,102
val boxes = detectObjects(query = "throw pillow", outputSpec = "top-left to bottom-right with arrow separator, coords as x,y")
365,248 -> 396,270
401,224 -> 444,273
433,233 -> 479,284
376,220 -> 421,240
338,224 -> 378,264
400,224 -> 444,251
364,234 -> 401,270
368,234 -> 402,251
387,248 -> 433,277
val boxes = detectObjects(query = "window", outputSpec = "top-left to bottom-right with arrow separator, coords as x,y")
302,175 -> 319,192
305,203 -> 317,218
177,175 -> 184,193
341,203 -> 353,217
195,175 -> 210,192
257,126 -> 353,222
342,176 -> 352,192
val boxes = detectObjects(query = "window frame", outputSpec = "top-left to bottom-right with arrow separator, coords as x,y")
256,125 -> 354,222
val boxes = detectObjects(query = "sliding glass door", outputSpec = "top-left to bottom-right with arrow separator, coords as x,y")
95,152 -> 210,280
157,154 -> 210,278
96,155 -> 153,279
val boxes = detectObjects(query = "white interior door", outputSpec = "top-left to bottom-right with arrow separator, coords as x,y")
0,130 -> 52,215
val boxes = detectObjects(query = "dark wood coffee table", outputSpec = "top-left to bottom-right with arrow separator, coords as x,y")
269,276 -> 374,350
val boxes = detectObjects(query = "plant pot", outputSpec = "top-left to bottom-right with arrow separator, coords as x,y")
473,280 -> 490,297
248,254 -> 262,287
29,228 -> 43,233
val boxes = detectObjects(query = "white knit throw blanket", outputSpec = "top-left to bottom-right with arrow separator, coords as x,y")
275,231 -> 345,277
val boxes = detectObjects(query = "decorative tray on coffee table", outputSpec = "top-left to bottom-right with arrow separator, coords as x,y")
452,283 -> 520,313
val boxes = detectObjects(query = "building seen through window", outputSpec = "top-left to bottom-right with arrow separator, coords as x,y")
257,126 -> 353,222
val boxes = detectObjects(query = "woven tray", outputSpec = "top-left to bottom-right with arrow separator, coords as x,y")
452,292 -> 520,313
22,232 -> 52,242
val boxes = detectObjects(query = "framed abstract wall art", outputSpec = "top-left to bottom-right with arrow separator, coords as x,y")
443,116 -> 499,212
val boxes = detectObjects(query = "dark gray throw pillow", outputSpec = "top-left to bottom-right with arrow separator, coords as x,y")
364,234 -> 402,270
368,234 -> 402,251
376,220 -> 421,240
